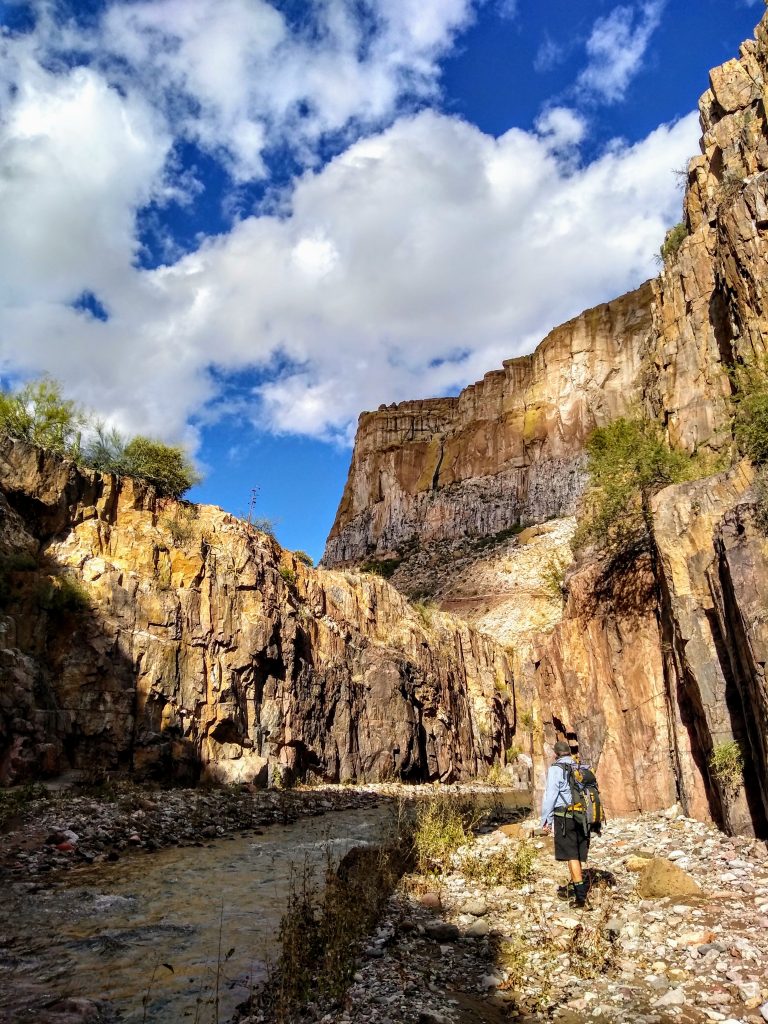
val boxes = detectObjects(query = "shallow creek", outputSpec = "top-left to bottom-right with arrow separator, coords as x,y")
0,803 -> 395,1023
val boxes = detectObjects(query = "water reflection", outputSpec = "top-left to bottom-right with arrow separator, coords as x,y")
0,805 -> 392,1023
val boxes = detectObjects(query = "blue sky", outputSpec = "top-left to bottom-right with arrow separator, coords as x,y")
0,0 -> 762,561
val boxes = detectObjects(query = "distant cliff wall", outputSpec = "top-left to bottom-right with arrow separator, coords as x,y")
324,16 -> 768,569
324,283 -> 655,565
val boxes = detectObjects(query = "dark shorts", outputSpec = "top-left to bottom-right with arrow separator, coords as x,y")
553,814 -> 591,862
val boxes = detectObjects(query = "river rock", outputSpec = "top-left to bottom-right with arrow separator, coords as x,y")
423,921 -> 460,942
418,892 -> 442,911
737,981 -> 763,1007
654,987 -> 687,1007
461,898 -> 488,916
465,918 -> 490,937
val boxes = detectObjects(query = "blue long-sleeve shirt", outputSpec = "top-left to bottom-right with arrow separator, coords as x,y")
541,755 -> 582,826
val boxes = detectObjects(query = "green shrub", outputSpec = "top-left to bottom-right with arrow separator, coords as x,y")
659,222 -> 688,266
753,467 -> 768,534
0,377 -> 85,455
293,550 -> 314,567
279,566 -> 297,586
251,516 -> 277,538
412,598 -> 436,628
574,417 -> 694,550
709,740 -> 744,794
164,508 -> 196,546
81,425 -> 129,474
734,385 -> 768,466
539,551 -> 569,600
360,558 -> 401,579
38,574 -> 90,615
121,436 -> 200,498
0,378 -> 202,499
518,709 -> 535,730
484,762 -> 511,788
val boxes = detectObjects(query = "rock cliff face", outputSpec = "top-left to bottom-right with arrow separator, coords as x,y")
0,438 -> 513,786
324,283 -> 654,565
324,15 -> 768,570
321,14 -> 768,838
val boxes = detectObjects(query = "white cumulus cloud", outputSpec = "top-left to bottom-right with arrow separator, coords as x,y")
577,2 -> 666,104
0,87 -> 700,445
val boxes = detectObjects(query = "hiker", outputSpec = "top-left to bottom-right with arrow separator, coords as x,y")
541,740 -> 595,907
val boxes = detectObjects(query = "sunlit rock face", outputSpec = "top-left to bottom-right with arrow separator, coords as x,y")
321,14 -> 768,838
323,283 -> 654,567
0,437 -> 514,786
324,14 -> 768,573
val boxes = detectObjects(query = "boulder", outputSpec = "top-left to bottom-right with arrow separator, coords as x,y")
635,858 -> 703,899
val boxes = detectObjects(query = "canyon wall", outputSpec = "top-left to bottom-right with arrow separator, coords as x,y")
321,13 -> 768,837
324,17 -> 768,570
0,438 -> 513,786
324,283 -> 654,565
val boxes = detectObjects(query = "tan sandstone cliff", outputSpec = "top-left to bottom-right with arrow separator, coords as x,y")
0,438 -> 513,786
322,14 -> 768,838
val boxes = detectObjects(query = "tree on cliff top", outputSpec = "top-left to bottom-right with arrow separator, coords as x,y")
121,436 -> 201,498
574,417 -> 692,551
0,377 -> 85,456
0,378 -> 200,498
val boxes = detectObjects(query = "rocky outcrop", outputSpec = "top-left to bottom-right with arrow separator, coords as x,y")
324,284 -> 654,565
325,15 -> 768,571
0,438 -> 514,785
317,13 -> 768,838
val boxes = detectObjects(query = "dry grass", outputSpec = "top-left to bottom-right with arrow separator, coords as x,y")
412,792 -> 476,874
567,882 -> 619,978
262,841 -> 411,1022
461,838 -> 537,888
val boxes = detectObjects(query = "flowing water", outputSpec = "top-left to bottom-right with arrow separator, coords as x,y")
0,803 -> 395,1023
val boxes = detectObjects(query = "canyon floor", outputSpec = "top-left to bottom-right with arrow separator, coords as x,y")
243,797 -> 768,1024
2,784 -> 768,1024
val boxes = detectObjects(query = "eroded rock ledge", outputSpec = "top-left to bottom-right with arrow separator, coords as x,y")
0,438 -> 513,786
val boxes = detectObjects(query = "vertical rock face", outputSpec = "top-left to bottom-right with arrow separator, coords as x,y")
0,439 -> 513,785
325,13 -> 768,572
324,284 -> 655,565
320,13 -> 768,836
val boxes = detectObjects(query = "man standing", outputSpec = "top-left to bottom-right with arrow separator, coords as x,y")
541,740 -> 590,906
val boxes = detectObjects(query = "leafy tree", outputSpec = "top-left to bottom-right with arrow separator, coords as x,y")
293,550 -> 314,567
575,417 -> 691,549
0,377 -> 202,498
122,436 -> 201,498
82,424 -> 129,474
0,377 -> 85,455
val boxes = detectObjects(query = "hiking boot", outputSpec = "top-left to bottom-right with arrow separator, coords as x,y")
570,881 -> 589,907
557,882 -> 576,900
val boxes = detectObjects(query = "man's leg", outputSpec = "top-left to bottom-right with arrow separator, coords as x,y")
567,858 -> 583,884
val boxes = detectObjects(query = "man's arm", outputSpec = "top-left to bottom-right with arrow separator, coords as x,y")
540,766 -> 560,827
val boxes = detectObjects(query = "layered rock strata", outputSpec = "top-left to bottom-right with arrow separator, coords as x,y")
325,15 -> 768,570
321,14 -> 768,837
0,439 -> 513,786
324,284 -> 654,565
